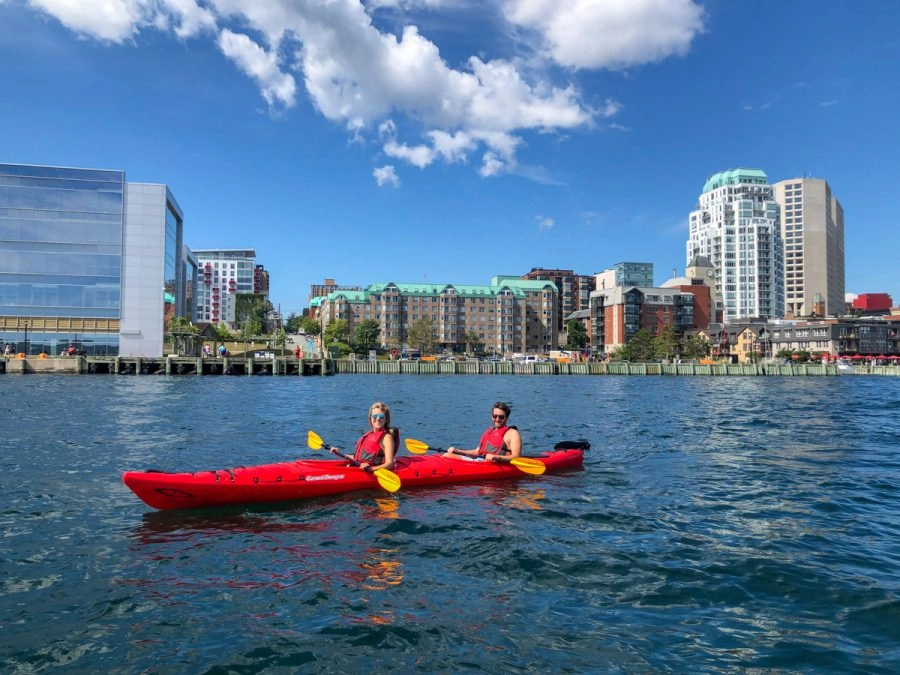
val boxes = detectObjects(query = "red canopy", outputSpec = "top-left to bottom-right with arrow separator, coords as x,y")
852,354 -> 866,360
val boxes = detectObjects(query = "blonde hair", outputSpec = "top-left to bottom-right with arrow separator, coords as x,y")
369,401 -> 391,428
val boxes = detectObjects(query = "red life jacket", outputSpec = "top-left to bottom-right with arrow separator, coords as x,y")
353,428 -> 399,464
478,425 -> 511,456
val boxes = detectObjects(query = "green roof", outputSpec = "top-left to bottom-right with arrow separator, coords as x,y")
702,168 -> 768,194
327,278 -> 557,303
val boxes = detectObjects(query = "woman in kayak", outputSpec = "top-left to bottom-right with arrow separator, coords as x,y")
337,401 -> 397,472
444,401 -> 522,463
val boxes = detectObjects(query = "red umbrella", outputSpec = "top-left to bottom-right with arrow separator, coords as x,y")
852,354 -> 865,360
888,355 -> 900,360
791,354 -> 801,360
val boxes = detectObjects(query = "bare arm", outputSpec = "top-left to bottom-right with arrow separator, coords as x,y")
484,429 -> 522,463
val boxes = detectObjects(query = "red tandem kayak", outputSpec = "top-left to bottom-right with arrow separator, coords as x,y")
122,446 -> 586,511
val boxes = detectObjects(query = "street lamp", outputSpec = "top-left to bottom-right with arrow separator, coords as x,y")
22,319 -> 28,356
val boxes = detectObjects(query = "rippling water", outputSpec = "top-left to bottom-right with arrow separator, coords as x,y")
2,374 -> 900,672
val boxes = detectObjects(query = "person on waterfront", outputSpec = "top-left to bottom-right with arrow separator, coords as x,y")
294,345 -> 301,359
203,344 -> 211,357
444,401 -> 522,463
331,401 -> 397,472
218,345 -> 226,358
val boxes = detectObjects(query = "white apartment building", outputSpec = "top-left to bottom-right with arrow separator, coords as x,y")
687,168 -> 784,322
772,178 -> 845,318
193,249 -> 256,329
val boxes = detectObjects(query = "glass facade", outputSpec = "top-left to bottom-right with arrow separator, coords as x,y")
0,164 -> 124,354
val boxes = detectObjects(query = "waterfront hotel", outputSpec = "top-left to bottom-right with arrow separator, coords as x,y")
0,163 -> 196,357
314,277 -> 559,355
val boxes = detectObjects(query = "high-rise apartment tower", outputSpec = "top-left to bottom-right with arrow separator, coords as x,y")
772,178 -> 844,318
687,168 -> 784,322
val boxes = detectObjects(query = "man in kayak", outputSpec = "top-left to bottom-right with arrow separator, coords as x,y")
333,401 -> 397,472
445,401 -> 522,463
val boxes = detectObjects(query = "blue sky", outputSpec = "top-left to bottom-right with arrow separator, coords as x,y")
2,0 -> 898,316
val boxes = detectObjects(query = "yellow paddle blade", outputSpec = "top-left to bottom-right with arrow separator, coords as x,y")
405,438 -> 431,454
307,430 -> 325,450
373,468 -> 402,493
510,457 -> 546,476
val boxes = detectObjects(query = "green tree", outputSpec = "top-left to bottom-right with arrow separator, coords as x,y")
300,316 -> 321,336
235,294 -> 268,332
565,320 -> 589,350
167,316 -> 198,333
464,330 -> 484,355
681,335 -> 710,360
616,329 -> 657,361
273,327 -> 286,350
654,325 -> 678,360
213,323 -> 232,342
323,319 -> 350,356
407,316 -> 436,354
284,312 -> 303,333
353,319 -> 381,353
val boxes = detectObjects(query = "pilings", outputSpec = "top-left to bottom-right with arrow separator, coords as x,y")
3,356 -> 898,376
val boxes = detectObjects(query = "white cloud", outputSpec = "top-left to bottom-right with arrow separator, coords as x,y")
217,29 -> 296,109
820,99 -> 838,107
27,0 -> 149,42
22,0 -> 703,177
383,140 -> 434,168
502,0 -> 705,70
373,164 -> 400,187
536,215 -> 555,231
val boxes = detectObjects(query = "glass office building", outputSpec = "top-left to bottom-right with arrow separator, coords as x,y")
0,163 -> 191,356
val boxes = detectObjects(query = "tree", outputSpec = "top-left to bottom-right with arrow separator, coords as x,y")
235,294 -> 268,333
615,329 -> 657,361
407,316 -> 437,354
284,312 -> 303,333
213,323 -> 231,342
464,330 -> 484,355
167,316 -> 198,334
681,335 -> 710,360
323,319 -> 350,356
565,320 -> 588,350
300,316 -> 321,336
273,327 -> 286,350
654,325 -> 678,360
353,319 -> 381,353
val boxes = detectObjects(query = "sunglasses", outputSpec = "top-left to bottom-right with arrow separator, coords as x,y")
371,413 -> 386,421
492,414 -> 506,420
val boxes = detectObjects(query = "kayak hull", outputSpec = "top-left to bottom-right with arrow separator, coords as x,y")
122,449 -> 584,511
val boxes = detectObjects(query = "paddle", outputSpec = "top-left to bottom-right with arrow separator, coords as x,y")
307,430 -> 401,493
404,438 -> 546,476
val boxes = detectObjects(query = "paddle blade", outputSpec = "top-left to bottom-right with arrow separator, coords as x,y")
510,457 -> 546,475
307,430 -> 325,450
405,438 -> 431,454
374,468 -> 402,493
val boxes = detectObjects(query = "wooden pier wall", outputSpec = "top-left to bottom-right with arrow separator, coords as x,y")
3,356 -> 898,376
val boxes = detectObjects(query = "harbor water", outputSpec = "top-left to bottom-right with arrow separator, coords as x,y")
2,375 -> 900,673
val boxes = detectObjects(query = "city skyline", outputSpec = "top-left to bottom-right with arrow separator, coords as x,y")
1,1 -> 898,314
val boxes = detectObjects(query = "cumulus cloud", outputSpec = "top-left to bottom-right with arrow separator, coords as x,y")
536,215 -> 555,231
22,0 -> 705,177
502,0 -> 705,70
373,164 -> 401,187
217,29 -> 296,109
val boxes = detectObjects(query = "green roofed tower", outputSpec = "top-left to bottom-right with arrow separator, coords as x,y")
688,168 -> 784,323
